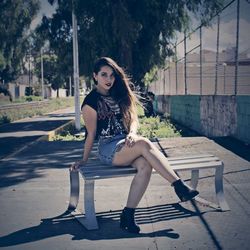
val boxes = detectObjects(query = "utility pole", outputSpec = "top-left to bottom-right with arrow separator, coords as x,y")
72,7 -> 81,131
69,76 -> 72,96
41,48 -> 44,99
28,53 -> 31,94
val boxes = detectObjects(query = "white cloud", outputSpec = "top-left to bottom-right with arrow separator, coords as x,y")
30,0 -> 57,30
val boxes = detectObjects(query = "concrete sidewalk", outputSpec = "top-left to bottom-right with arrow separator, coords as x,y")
0,107 -> 75,160
0,110 -> 250,250
0,135 -> 249,249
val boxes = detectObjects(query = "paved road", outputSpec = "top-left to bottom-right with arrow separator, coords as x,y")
0,107 -> 75,160
0,138 -> 249,249
0,110 -> 249,249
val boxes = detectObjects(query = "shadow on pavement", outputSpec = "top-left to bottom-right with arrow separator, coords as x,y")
0,119 -> 75,159
0,141 -> 84,188
0,203 -> 203,247
190,200 -> 223,250
0,135 -> 40,159
0,120 -> 72,133
212,136 -> 250,162
47,113 -> 75,118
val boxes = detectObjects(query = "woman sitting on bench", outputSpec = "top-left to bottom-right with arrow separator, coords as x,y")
71,57 -> 199,233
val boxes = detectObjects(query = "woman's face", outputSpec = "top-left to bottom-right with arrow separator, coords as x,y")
93,65 -> 115,91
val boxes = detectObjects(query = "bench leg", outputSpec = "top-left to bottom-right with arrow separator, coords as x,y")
215,164 -> 230,211
191,169 -> 199,189
192,166 -> 230,212
68,169 -> 80,211
83,180 -> 99,230
72,180 -> 99,230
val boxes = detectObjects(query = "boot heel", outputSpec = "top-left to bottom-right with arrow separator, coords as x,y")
120,213 -> 126,229
120,207 -> 140,233
172,179 -> 199,202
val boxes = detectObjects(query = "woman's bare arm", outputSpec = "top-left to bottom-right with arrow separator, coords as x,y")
81,105 -> 97,163
125,115 -> 139,147
71,105 -> 97,170
129,118 -> 138,134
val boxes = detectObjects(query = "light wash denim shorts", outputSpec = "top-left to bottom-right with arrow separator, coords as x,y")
98,134 -> 127,165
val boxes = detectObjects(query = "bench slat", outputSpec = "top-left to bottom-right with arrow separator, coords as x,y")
81,158 -> 220,173
80,161 -> 222,180
82,155 -> 219,167
170,160 -> 222,171
82,170 -> 138,180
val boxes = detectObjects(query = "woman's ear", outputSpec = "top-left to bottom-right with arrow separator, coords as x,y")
93,73 -> 97,82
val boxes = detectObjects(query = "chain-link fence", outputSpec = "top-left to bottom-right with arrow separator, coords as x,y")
150,0 -> 250,96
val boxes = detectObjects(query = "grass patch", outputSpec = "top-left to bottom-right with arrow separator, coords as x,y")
0,95 -> 44,105
52,122 -> 85,141
0,97 -> 77,125
52,115 -> 180,141
138,116 -> 181,139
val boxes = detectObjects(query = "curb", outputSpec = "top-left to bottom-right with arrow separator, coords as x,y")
0,119 -> 75,161
37,119 -> 75,141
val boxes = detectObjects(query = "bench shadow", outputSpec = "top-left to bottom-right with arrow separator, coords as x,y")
0,203 -> 201,247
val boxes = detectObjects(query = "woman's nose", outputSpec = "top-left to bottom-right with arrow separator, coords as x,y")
107,76 -> 113,82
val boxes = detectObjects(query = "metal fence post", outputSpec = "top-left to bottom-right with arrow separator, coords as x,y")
215,14 -> 220,95
175,45 -> 178,95
184,31 -> 187,95
200,26 -> 203,95
235,0 -> 240,96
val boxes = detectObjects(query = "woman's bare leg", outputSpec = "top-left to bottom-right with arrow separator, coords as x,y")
113,136 -> 179,184
126,156 -> 152,208
116,137 -> 199,234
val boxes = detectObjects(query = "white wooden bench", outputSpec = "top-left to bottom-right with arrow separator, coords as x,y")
68,143 -> 230,230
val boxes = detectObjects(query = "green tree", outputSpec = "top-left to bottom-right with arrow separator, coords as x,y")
34,52 -> 65,97
34,8 -> 73,91
39,0 -> 223,88
0,0 -> 40,83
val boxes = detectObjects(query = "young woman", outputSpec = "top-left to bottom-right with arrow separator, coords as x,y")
72,57 -> 199,234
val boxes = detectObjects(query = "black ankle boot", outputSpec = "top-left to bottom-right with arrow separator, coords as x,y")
172,179 -> 199,202
120,207 -> 140,233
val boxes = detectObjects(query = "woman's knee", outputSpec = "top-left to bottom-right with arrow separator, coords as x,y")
133,157 -> 152,176
135,137 -> 152,153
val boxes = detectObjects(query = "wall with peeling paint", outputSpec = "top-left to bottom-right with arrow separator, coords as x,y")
156,95 -> 250,144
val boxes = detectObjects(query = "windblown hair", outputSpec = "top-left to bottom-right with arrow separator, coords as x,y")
93,57 -> 139,132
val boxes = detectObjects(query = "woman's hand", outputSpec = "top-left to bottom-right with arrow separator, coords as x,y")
70,160 -> 86,171
125,133 -> 137,147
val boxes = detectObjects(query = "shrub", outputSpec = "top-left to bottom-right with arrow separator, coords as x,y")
138,116 -> 180,139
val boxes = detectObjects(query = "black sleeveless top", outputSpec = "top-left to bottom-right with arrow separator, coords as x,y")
81,89 -> 127,139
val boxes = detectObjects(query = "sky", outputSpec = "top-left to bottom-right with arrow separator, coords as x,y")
30,0 -> 57,30
174,0 -> 250,58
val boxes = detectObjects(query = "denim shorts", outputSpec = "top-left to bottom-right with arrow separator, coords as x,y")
98,134 -> 127,165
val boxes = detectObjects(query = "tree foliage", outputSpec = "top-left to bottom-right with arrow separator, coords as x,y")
0,0 -> 39,83
38,0 -> 223,88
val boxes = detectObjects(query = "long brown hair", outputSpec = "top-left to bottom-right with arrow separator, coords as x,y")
93,57 -> 139,131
